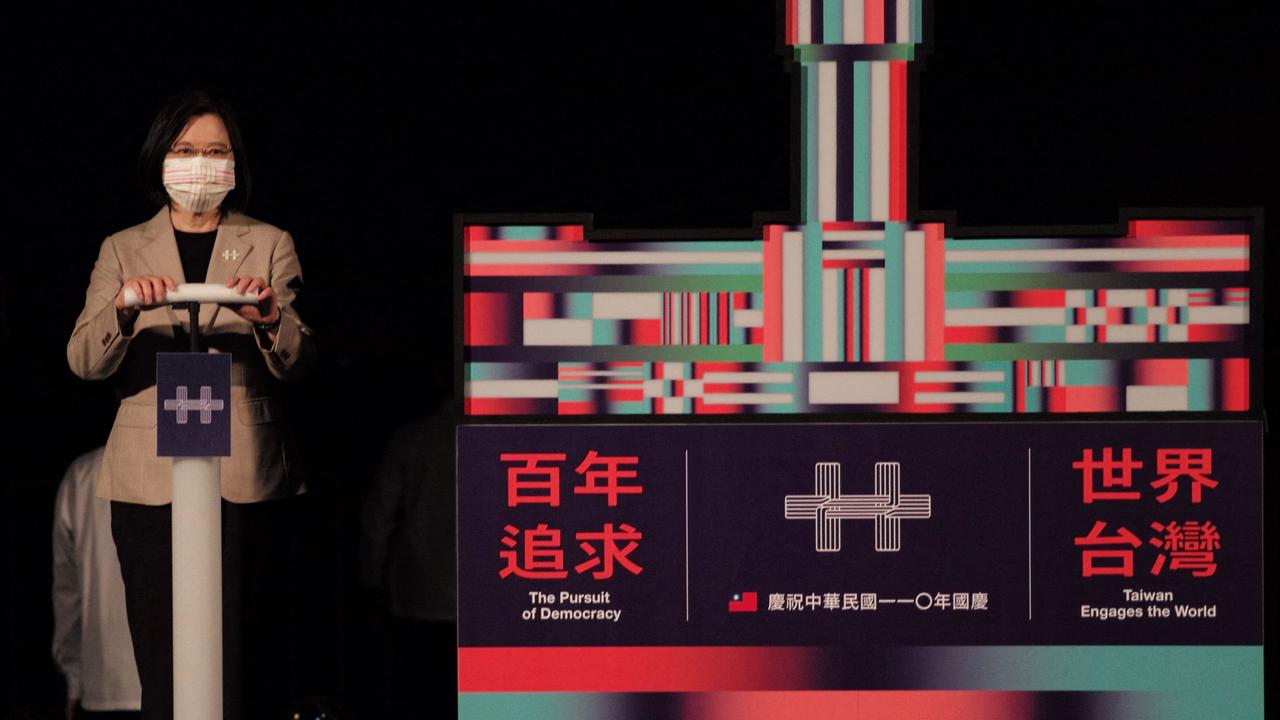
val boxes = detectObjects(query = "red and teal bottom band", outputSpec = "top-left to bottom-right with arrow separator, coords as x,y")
459,645 -> 1261,720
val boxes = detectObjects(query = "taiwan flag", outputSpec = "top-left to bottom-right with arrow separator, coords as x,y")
728,592 -> 758,612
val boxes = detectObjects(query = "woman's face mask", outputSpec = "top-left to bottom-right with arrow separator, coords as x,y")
163,156 -> 236,213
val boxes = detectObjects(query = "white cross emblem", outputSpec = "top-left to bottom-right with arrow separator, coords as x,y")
162,385 -> 226,425
785,462 -> 932,552
222,249 -> 240,261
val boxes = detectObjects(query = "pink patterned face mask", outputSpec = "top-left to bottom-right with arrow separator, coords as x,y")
162,156 -> 236,212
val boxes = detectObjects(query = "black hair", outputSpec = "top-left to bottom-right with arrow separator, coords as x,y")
138,90 -> 252,212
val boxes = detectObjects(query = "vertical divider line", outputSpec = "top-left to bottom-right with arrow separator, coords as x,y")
685,448 -> 690,622
1027,447 -> 1032,621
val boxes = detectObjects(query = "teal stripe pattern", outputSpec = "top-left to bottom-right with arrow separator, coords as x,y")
852,62 -> 871,220
803,222 -> 825,360
804,63 -> 818,221
882,222 -> 905,360
460,693 -> 620,720
1187,358 -> 1213,410
823,0 -> 842,44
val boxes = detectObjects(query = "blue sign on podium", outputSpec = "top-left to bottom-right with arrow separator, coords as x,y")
156,353 -> 232,457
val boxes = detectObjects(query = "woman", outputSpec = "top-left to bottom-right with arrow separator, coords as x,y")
67,90 -> 315,719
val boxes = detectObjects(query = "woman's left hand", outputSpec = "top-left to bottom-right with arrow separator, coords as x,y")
224,276 -> 280,326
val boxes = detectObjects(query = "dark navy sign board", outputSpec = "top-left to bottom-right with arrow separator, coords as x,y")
458,422 -> 1261,648
156,353 -> 232,457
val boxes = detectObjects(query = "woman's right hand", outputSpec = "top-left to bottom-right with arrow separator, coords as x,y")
115,275 -> 177,312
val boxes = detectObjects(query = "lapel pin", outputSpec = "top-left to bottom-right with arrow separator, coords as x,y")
222,249 -> 240,262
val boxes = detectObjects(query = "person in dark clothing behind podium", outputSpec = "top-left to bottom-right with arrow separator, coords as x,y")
360,399 -> 458,716
67,90 -> 315,720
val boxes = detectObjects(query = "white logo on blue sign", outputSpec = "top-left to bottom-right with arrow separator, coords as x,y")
162,385 -> 226,425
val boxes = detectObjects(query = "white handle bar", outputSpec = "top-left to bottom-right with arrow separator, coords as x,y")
121,283 -> 261,308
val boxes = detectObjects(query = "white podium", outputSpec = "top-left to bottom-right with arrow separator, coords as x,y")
124,283 -> 258,720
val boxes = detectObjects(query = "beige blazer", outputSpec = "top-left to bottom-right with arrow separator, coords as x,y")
67,205 -> 315,505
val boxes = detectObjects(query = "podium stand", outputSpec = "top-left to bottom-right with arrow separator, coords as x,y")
123,283 -> 258,720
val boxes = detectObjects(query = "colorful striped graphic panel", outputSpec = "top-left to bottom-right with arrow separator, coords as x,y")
464,219 -> 1252,415
461,7 -> 1256,416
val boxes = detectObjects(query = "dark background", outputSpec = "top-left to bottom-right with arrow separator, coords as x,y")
1,1 -> 1270,717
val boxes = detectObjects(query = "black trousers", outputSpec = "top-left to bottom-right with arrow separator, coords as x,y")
386,619 -> 457,718
111,496 -> 301,720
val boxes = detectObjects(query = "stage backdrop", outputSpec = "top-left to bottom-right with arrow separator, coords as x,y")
460,0 -> 1257,418
455,1 -> 1262,718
